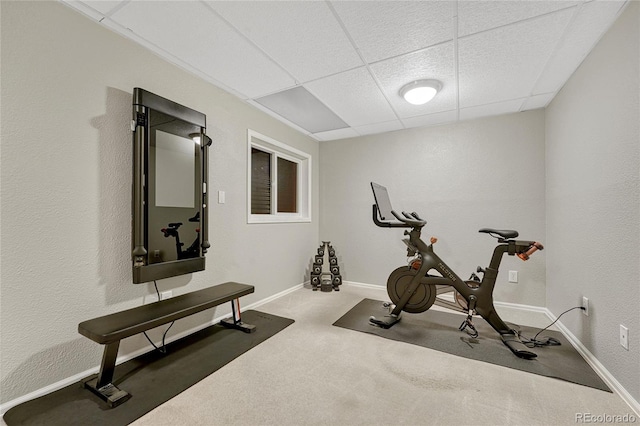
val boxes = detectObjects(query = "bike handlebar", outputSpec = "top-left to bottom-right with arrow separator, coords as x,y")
392,210 -> 427,228
372,204 -> 426,228
517,242 -> 544,261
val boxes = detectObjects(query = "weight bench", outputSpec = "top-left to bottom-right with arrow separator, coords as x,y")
78,282 -> 255,407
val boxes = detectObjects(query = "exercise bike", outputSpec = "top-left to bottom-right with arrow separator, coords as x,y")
369,182 -> 544,359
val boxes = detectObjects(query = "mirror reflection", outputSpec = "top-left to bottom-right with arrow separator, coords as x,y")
155,130 -> 195,209
147,109 -> 201,264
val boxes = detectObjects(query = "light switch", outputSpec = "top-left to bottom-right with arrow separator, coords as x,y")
218,191 -> 225,204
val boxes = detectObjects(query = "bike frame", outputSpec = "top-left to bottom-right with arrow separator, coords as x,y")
395,222 -> 536,336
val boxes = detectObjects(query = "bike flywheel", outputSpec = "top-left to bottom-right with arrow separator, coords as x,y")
387,267 -> 436,313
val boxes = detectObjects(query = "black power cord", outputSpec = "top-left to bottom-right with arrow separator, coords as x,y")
518,306 -> 585,348
142,281 -> 175,354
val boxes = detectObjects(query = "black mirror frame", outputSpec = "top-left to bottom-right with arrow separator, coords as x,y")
131,88 -> 211,284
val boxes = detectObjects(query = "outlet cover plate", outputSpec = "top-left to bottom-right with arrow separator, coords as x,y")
620,325 -> 629,350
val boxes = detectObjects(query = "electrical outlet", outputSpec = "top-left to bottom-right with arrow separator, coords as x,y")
582,296 -> 589,316
620,325 -> 629,350
160,291 -> 172,300
508,270 -> 518,283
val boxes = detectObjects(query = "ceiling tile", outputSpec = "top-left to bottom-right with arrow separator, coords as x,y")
370,42 -> 456,119
533,0 -> 627,95
109,1 -> 294,98
305,67 -> 397,127
459,98 -> 525,121
207,1 -> 362,83
458,0 -> 580,37
458,8 -> 574,108
246,100 -> 311,136
401,110 -> 458,129
331,1 -> 454,62
255,86 -> 348,134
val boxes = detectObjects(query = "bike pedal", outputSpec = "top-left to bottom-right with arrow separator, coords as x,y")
514,350 -> 537,360
369,317 -> 389,328
369,315 -> 400,329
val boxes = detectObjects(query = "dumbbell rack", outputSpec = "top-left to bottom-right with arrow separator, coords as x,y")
310,241 -> 342,292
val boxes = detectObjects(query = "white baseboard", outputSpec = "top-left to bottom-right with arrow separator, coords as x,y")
242,282 -> 304,311
493,300 -> 552,315
0,367 -> 99,416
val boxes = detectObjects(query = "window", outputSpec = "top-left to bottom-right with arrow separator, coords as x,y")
248,130 -> 311,223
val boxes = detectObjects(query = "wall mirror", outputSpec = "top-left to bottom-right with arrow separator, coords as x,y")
131,88 -> 211,284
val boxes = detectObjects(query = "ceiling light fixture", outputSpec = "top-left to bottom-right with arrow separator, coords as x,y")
399,79 -> 442,105
189,133 -> 202,145
189,133 -> 212,146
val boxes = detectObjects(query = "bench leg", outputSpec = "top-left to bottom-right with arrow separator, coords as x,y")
220,298 -> 256,333
83,341 -> 131,407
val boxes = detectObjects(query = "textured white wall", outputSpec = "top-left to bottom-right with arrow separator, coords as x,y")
0,1 -> 318,404
319,110 -> 546,306
545,1 -> 639,403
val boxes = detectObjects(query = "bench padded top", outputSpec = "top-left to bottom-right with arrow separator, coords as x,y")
78,282 -> 254,344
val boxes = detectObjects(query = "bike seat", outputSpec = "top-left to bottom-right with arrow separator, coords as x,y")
479,228 -> 519,239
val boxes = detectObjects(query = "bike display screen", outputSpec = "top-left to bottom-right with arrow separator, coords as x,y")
371,182 -> 395,221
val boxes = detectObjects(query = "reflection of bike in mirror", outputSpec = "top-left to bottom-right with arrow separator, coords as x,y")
161,212 -> 201,260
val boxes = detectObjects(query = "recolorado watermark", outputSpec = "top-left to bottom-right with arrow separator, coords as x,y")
576,413 -> 637,423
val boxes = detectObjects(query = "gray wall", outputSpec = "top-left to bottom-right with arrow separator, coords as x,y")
0,1 -> 319,404
319,110 -> 547,306
545,1 -> 639,402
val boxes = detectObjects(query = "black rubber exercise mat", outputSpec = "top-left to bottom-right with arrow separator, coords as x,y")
4,310 -> 294,426
333,298 -> 610,392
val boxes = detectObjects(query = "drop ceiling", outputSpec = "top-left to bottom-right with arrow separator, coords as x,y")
63,0 -> 628,141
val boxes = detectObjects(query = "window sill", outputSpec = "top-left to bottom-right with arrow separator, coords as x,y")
248,214 -> 311,224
